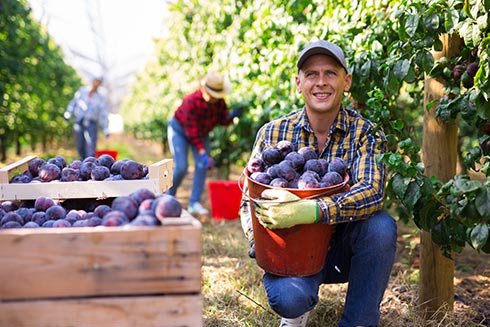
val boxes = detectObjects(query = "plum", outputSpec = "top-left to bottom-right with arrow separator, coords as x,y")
47,156 -> 66,170
10,173 -> 32,183
130,188 -> 156,206
65,211 -> 82,224
250,172 -> 272,185
298,173 -> 320,189
467,62 -> 478,77
328,157 -> 347,176
321,171 -> 344,187
45,205 -> 67,220
110,159 -> 129,175
23,221 -> 40,228
38,163 -> 61,182
94,204 -> 112,218
152,194 -> 182,218
111,196 -> 139,220
246,158 -> 265,174
304,159 -> 323,175
262,147 -> 283,166
2,201 -> 18,212
284,152 -> 305,171
16,207 -> 33,223
86,216 -> 102,226
91,165 -> 111,181
83,156 -> 99,164
60,167 -> 80,182
28,158 -> 46,177
1,212 -> 24,226
276,160 -> 296,181
34,196 -> 56,212
298,146 -> 318,161
102,211 -> 129,226
97,154 -> 116,169
68,159 -> 83,170
52,219 -> 71,228
138,199 -> 154,214
1,221 -> 22,229
42,220 -> 56,228
79,161 -> 96,181
129,214 -> 159,226
276,140 -> 294,156
31,211 -> 47,226
120,160 -> 146,180
269,177 -> 289,188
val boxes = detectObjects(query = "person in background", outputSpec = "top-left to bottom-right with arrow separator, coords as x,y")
239,40 -> 397,327
167,71 -> 242,215
64,76 -> 109,159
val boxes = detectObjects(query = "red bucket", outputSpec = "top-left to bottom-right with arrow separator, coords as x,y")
243,169 -> 349,277
207,180 -> 243,220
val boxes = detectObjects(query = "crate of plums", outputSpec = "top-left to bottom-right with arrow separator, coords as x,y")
0,155 -> 203,327
0,154 -> 173,201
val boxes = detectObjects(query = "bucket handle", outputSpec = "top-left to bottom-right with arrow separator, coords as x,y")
238,171 -> 349,205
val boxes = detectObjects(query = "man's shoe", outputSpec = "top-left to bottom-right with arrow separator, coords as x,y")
279,311 -> 310,327
187,202 -> 209,215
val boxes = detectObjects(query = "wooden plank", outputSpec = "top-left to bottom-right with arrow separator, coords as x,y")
0,157 -> 173,200
0,294 -> 203,327
0,215 -> 201,300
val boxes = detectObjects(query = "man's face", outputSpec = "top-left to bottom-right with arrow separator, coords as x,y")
295,54 -> 352,115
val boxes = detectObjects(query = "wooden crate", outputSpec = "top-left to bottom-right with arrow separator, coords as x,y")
0,156 -> 173,201
0,211 -> 203,327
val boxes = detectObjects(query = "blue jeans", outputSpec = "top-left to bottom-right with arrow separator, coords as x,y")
263,210 -> 397,327
167,116 -> 210,205
74,120 -> 98,159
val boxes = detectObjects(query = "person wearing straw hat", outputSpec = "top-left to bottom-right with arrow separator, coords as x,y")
64,75 -> 109,160
239,40 -> 397,327
167,71 -> 242,215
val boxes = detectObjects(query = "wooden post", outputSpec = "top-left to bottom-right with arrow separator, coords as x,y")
420,34 -> 461,318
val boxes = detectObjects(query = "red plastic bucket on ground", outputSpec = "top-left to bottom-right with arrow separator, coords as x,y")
243,169 -> 349,277
207,180 -> 243,220
95,150 -> 119,160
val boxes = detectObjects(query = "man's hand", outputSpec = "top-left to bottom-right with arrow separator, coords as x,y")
254,189 -> 319,229
200,153 -> 214,169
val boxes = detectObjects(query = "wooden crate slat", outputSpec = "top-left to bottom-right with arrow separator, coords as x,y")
0,156 -> 173,200
0,294 -> 203,327
0,216 -> 202,300
0,155 -> 36,184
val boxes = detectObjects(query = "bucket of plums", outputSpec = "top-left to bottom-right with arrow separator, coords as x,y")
242,140 -> 350,277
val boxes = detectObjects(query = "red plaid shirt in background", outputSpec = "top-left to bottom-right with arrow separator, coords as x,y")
174,90 -> 231,151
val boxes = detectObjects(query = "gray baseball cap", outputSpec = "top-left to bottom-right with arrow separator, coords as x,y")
296,40 -> 348,72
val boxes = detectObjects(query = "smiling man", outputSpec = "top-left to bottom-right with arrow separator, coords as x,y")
239,40 -> 397,327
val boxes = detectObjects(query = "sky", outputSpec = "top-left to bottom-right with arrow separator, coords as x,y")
27,0 -> 168,113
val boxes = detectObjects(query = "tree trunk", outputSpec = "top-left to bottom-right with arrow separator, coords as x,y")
420,34 -> 461,319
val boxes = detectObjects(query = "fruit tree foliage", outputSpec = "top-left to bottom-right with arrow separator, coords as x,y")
0,0 -> 81,162
121,0 -> 490,256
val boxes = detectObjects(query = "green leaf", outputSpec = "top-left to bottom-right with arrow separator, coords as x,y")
414,198 -> 440,231
404,179 -> 422,209
475,187 -> 490,220
391,173 -> 410,199
431,220 -> 450,246
405,10 -> 419,38
470,223 -> 489,250
393,59 -> 410,81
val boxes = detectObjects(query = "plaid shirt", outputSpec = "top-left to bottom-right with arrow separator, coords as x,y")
174,89 -> 231,151
240,106 -> 387,244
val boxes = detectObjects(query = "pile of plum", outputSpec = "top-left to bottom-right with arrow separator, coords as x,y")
246,140 -> 348,189
0,188 -> 183,229
10,154 -> 149,183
